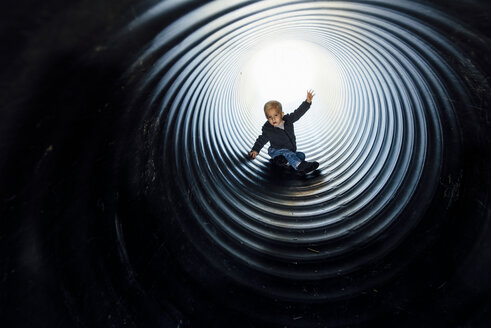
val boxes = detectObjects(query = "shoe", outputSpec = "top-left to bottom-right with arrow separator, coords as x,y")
272,155 -> 288,167
296,161 -> 319,173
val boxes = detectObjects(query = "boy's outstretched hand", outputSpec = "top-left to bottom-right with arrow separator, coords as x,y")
249,150 -> 258,159
306,89 -> 315,103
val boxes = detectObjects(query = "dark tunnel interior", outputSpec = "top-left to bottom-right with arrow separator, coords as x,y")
1,0 -> 491,327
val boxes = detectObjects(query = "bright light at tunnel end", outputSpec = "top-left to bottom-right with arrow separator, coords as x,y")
238,39 -> 342,123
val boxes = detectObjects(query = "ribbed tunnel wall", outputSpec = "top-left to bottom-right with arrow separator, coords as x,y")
131,0 -> 456,292
2,1 -> 491,327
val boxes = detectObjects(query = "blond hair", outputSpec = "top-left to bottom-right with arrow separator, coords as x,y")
263,100 -> 283,117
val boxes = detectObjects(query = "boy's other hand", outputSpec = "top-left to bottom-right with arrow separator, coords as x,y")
249,151 -> 258,159
306,89 -> 315,103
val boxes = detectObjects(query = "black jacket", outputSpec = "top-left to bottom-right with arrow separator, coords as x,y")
252,101 -> 311,153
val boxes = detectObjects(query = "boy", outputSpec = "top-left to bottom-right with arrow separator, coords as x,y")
248,90 -> 319,174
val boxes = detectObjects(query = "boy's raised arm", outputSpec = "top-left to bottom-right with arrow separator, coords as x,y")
289,89 -> 315,123
306,89 -> 315,103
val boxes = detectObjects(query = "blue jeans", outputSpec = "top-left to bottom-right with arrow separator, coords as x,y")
268,148 -> 305,170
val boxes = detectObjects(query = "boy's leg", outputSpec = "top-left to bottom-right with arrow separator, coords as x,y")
296,152 -> 305,161
268,148 -> 302,169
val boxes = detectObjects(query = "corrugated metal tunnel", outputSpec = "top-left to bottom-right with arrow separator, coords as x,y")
1,1 -> 491,327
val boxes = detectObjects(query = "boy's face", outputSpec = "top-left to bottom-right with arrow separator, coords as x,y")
266,107 -> 284,127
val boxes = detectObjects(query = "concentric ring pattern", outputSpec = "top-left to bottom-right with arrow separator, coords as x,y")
121,0 -> 479,313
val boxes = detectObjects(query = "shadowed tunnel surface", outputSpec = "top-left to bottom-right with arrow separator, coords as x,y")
1,0 -> 491,327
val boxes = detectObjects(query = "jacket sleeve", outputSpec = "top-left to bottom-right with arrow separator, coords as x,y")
288,101 -> 311,123
251,126 -> 269,153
